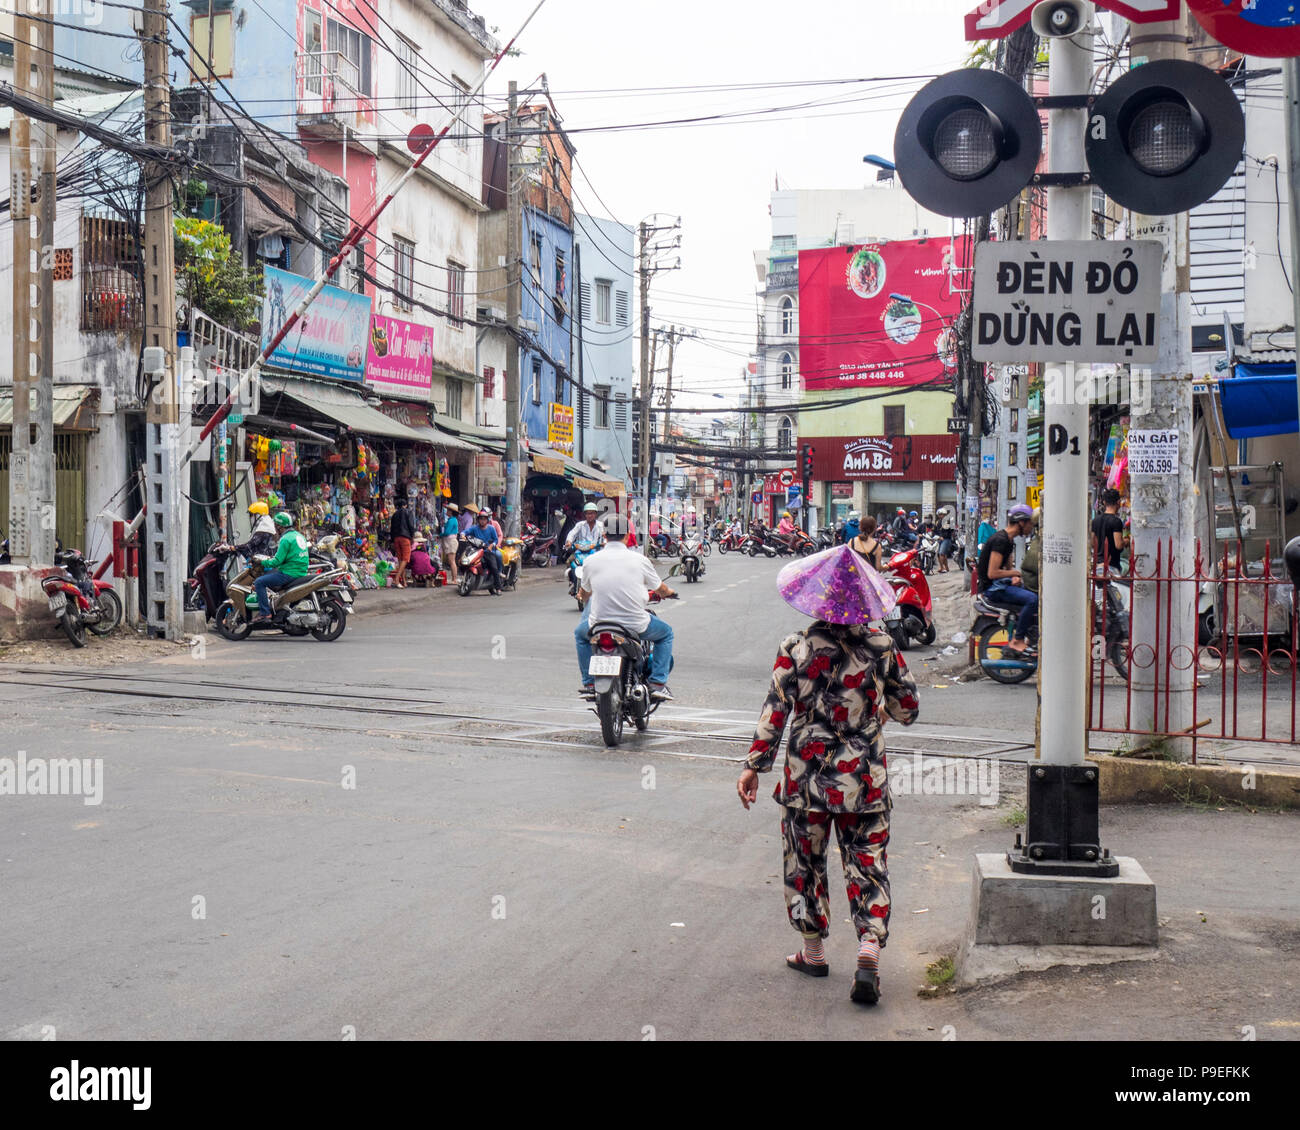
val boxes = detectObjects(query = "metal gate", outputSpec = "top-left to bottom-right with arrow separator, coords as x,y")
0,432 -> 88,552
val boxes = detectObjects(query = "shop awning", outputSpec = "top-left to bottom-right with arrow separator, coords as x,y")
0,384 -> 98,431
260,375 -> 428,443
437,417 -> 507,454
529,442 -> 626,496
375,399 -> 483,452
1220,364 -> 1298,439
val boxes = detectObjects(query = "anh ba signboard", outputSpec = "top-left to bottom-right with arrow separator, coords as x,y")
972,241 -> 1162,364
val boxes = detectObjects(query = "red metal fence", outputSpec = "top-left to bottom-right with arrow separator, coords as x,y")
1088,541 -> 1298,763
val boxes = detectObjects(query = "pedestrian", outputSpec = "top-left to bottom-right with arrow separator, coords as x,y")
488,506 -> 503,545
847,515 -> 885,571
737,545 -> 919,1005
936,511 -> 955,574
1092,488 -> 1126,573
390,494 -> 416,588
459,503 -> 478,536
441,504 -> 461,582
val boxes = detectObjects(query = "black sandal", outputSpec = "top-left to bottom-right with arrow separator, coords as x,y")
786,952 -> 829,978
850,967 -> 881,1004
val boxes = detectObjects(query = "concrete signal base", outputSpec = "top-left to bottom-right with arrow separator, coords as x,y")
956,853 -> 1159,988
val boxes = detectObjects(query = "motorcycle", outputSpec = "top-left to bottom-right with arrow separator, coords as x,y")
678,534 -> 707,584
880,547 -> 935,651
565,542 -> 599,609
190,539 -> 354,614
39,549 -> 123,648
522,522 -> 557,568
587,591 -> 679,748
456,537 -> 501,597
499,536 -> 523,591
743,529 -> 778,558
716,529 -> 745,555
647,531 -> 683,560
215,556 -> 350,641
917,531 -> 940,575
816,526 -> 838,550
973,580 -> 1130,686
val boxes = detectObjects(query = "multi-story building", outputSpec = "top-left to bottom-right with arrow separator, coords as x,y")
749,184 -> 955,528
574,214 -> 636,487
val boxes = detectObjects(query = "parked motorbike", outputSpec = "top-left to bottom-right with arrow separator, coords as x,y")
39,550 -> 123,648
587,591 -> 679,747
499,537 -> 523,591
190,539 -> 354,615
880,547 -> 935,651
815,526 -> 838,550
215,556 -> 349,641
522,522 -> 557,568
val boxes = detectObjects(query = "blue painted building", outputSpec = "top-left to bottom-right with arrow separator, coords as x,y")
519,204 -> 574,448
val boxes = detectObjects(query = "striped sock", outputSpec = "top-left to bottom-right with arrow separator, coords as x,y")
858,937 -> 880,971
800,935 -> 826,965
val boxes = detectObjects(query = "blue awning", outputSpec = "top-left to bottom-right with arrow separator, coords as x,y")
1220,364 -> 1298,439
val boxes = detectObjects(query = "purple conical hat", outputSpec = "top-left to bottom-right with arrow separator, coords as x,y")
777,545 -> 898,624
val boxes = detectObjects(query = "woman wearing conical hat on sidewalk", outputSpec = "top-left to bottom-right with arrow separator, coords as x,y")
737,544 -> 919,1004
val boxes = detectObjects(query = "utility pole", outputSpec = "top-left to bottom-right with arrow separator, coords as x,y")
638,221 -> 653,533
1126,10 -> 1196,748
574,241 -> 585,464
505,81 -> 523,538
661,326 -> 680,502
1285,60 -> 1300,521
140,0 -> 184,639
7,0 -> 56,568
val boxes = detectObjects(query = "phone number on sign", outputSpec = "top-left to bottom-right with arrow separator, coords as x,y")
1130,456 -> 1176,476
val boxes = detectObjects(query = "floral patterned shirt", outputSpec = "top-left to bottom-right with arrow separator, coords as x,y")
746,622 -> 919,813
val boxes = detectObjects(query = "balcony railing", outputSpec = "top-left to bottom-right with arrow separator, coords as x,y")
296,51 -> 364,133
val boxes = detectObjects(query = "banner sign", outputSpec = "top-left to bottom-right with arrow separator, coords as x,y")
548,402 -> 574,456
804,435 -> 960,482
532,454 -> 566,476
799,237 -> 968,391
366,313 -> 434,398
261,266 -> 372,383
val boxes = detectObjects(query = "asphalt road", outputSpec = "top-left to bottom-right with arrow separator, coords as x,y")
2,550 -> 1297,1040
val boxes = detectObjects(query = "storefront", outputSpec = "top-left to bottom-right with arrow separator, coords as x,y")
805,435 -> 960,525
0,385 -> 100,553
527,445 -> 626,533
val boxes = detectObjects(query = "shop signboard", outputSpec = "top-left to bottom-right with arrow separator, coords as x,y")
261,266 -> 372,383
366,313 -> 434,399
799,236 -> 969,391
803,435 -> 960,482
378,400 -> 432,430
548,402 -> 574,456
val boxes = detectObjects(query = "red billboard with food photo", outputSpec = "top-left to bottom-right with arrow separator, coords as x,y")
798,236 -> 969,390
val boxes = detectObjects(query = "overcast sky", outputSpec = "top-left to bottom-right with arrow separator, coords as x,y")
479,0 -> 981,415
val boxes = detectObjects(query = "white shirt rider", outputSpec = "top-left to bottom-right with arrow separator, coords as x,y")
566,517 -> 606,550
581,540 -> 662,634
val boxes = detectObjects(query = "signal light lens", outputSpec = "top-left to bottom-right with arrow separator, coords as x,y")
599,633 -> 616,652
1126,100 -> 1200,177
932,107 -> 1000,181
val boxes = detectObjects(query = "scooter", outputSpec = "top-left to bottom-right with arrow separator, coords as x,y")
456,537 -> 504,596
522,522 -> 557,568
917,531 -> 940,575
499,536 -> 523,591
39,549 -> 123,648
215,557 -> 350,641
587,591 -> 679,748
564,543 -> 599,608
678,533 -> 707,584
881,547 -> 935,651
716,529 -> 745,554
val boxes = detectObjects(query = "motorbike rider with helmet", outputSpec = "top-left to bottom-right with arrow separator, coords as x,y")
839,510 -> 861,545
976,504 -> 1038,655
235,501 -> 278,559
775,510 -> 799,550
253,512 -> 309,623
891,508 -> 918,547
464,507 -> 504,595
575,512 -> 677,701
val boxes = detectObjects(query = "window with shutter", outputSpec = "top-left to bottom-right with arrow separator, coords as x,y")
614,393 -> 628,431
615,290 -> 629,327
594,385 -> 611,429
596,280 -> 612,325
483,366 -> 495,399
883,405 -> 905,436
580,281 -> 592,322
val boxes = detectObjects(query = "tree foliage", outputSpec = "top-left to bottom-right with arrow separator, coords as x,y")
174,216 -> 263,333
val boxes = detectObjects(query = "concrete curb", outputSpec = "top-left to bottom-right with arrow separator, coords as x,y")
1090,753 -> 1300,810
350,566 -> 565,617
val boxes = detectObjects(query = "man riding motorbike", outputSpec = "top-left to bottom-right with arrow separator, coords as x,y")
464,507 -> 504,595
891,508 -> 918,547
565,502 -> 606,555
976,503 -> 1038,655
253,512 -> 309,623
574,513 -> 677,701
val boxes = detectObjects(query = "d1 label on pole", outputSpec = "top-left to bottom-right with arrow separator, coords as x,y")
1187,0 -> 1300,58
972,240 -> 1163,363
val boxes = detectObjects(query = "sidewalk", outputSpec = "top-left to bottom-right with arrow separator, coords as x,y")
350,562 -> 564,617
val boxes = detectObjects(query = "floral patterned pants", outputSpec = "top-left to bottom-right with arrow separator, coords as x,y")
780,808 -> 891,945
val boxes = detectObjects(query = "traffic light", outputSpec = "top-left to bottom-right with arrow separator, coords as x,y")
801,444 -> 815,479
1084,59 -> 1245,216
893,68 -> 1043,219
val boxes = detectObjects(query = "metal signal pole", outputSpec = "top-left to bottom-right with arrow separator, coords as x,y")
505,80 -> 523,538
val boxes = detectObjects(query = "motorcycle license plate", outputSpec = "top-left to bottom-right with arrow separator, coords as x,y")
588,656 -> 623,676
47,592 -> 67,613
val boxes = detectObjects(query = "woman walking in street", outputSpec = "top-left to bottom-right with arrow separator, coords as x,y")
847,515 -> 885,572
737,545 -> 919,1004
